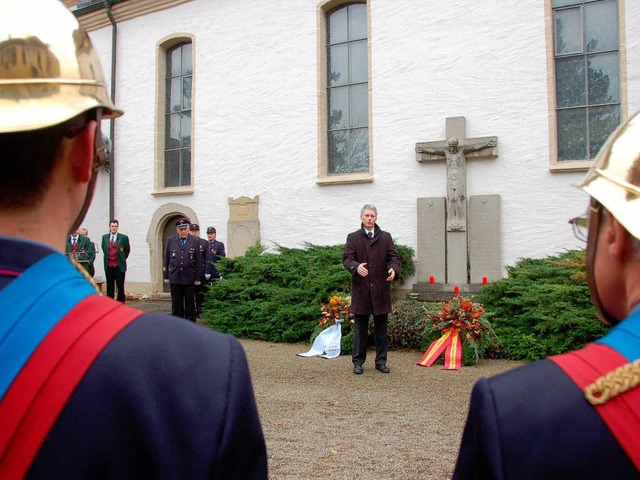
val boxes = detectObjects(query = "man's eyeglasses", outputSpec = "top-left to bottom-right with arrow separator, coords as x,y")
568,215 -> 588,243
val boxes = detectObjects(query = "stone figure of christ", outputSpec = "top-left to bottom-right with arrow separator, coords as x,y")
417,137 -> 496,231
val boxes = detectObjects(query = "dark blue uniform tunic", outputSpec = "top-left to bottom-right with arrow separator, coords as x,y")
164,234 -> 203,321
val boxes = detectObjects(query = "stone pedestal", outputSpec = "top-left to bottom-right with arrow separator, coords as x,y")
411,282 -> 484,302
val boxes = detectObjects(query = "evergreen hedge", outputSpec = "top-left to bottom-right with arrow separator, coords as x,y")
203,242 -> 415,343
480,249 -> 608,361
204,243 -> 607,363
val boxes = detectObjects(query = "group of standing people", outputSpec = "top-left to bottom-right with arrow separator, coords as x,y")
65,219 -> 130,303
163,217 -> 226,322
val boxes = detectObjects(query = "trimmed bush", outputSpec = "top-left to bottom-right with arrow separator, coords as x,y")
204,242 -> 415,344
480,249 -> 608,361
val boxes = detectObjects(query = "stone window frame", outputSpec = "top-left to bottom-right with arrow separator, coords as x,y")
545,0 -> 628,172
153,34 -> 196,196
316,0 -> 373,185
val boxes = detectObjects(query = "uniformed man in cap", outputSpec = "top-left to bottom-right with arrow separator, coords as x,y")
205,226 -> 227,281
453,112 -> 640,479
163,217 -> 203,322
0,1 -> 266,477
189,223 -> 209,317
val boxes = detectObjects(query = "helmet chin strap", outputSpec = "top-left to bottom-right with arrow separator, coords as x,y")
586,204 -> 619,327
67,112 -> 105,236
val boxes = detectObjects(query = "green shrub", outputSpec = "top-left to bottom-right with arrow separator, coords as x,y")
203,242 -> 415,344
388,300 -> 433,350
480,249 -> 608,361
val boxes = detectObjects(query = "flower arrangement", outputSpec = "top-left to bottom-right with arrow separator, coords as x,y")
428,295 -> 495,365
319,294 -> 354,329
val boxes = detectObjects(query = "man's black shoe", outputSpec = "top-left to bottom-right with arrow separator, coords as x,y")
375,364 -> 390,373
353,364 -> 363,375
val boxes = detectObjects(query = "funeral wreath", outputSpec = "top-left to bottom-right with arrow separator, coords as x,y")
427,295 -> 495,365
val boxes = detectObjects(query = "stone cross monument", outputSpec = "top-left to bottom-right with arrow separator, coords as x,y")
414,116 -> 501,296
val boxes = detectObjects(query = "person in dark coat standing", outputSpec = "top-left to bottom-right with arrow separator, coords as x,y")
164,217 -> 203,322
343,204 -> 401,374
453,113 -> 640,479
189,223 -> 209,317
101,219 -> 130,302
205,226 -> 226,280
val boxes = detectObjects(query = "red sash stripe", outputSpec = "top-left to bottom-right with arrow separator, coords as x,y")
0,295 -> 142,478
552,343 -> 640,472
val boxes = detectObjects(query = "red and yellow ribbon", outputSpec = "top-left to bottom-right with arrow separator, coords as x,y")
417,327 -> 462,370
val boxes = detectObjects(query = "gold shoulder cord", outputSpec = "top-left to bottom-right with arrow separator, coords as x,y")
68,256 -> 102,294
584,359 -> 640,405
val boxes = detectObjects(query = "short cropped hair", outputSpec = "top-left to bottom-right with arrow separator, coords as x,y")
0,111 -> 97,210
361,204 -> 377,216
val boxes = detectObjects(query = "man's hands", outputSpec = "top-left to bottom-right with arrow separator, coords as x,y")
357,263 -> 368,277
357,263 -> 395,282
386,268 -> 396,282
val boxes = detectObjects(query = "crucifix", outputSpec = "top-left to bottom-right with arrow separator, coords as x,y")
415,116 -> 498,285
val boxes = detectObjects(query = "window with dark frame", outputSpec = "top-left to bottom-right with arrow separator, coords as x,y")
553,0 -> 620,161
164,42 -> 192,187
326,3 -> 369,175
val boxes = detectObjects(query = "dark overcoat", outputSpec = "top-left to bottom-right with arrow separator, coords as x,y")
342,224 -> 401,315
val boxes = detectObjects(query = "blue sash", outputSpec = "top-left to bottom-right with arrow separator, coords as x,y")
596,310 -> 640,362
0,253 -> 96,400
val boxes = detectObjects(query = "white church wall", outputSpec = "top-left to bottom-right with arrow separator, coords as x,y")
80,0 -> 637,292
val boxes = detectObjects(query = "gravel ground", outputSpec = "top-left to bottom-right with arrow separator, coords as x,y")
133,300 -> 522,479
242,339 -> 522,480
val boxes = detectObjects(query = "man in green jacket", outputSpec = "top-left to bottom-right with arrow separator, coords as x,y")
101,219 -> 130,302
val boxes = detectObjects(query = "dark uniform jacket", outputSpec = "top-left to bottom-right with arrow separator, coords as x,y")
205,240 -> 226,278
453,357 -> 639,479
164,234 -> 203,285
101,232 -> 130,272
0,237 -> 268,479
342,224 -> 401,315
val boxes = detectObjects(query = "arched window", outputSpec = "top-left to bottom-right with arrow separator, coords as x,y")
164,42 -> 193,187
326,3 -> 368,175
318,1 -> 371,184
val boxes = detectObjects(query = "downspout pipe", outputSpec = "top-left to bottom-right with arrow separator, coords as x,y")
104,0 -> 117,221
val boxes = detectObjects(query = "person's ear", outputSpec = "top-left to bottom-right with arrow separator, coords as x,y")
606,212 -> 633,260
68,120 -> 97,183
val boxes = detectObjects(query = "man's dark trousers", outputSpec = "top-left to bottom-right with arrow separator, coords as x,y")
352,313 -> 388,367
171,283 -> 196,322
106,265 -> 126,302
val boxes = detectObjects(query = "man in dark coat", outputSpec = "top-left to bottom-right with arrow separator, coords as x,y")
343,204 -> 401,374
189,223 -> 209,317
164,217 -> 203,322
205,226 -> 226,280
453,112 -> 640,478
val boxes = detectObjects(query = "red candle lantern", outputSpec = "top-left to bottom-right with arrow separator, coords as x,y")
429,276 -> 435,284
454,285 -> 460,295
482,276 -> 488,285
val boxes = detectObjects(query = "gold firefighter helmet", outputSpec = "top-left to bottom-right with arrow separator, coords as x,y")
578,111 -> 640,240
0,0 -> 122,133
